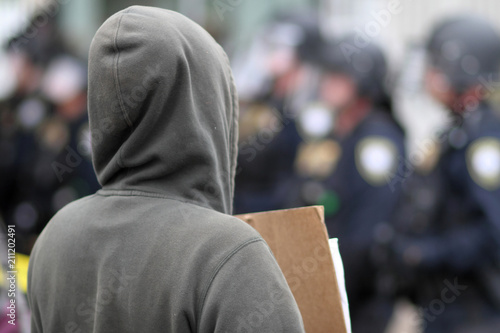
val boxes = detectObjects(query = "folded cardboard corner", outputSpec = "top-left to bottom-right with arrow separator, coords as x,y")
236,206 -> 347,333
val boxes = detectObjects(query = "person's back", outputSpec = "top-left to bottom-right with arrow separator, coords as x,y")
27,6 -> 304,332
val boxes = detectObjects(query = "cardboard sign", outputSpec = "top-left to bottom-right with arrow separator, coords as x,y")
236,206 -> 348,333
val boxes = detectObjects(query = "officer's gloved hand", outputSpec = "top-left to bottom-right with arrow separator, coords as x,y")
393,234 -> 451,269
370,223 -> 413,297
389,234 -> 445,296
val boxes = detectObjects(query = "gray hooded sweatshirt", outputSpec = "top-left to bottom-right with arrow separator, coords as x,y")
27,6 -> 304,333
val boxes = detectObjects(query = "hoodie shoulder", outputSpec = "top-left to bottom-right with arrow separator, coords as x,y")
176,200 -> 263,241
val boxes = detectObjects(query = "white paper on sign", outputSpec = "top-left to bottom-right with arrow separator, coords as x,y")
329,238 -> 352,333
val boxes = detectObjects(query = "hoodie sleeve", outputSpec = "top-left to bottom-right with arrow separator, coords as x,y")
198,239 -> 305,333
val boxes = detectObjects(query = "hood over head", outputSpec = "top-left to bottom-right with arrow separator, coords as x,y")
88,6 -> 238,214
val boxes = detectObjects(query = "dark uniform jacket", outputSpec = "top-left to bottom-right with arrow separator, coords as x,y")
397,103 -> 500,332
324,109 -> 405,332
234,99 -> 302,214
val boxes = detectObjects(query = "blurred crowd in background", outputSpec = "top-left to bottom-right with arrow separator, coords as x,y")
2,0 -> 500,332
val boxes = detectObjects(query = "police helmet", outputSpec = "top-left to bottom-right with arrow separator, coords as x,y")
265,11 -> 325,65
426,15 -> 500,93
318,34 -> 389,105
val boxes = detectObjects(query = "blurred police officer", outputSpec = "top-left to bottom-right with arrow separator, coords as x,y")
233,11 -> 324,214
297,34 -> 405,333
394,16 -> 500,333
0,17 -> 99,254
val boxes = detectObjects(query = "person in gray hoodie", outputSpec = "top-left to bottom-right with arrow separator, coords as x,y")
27,6 -> 304,333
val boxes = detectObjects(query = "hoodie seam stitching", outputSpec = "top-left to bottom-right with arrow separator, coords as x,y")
113,11 -> 134,129
96,189 -> 216,211
196,237 -> 264,331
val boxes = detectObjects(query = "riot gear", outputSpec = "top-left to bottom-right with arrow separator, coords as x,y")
392,15 -> 500,333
